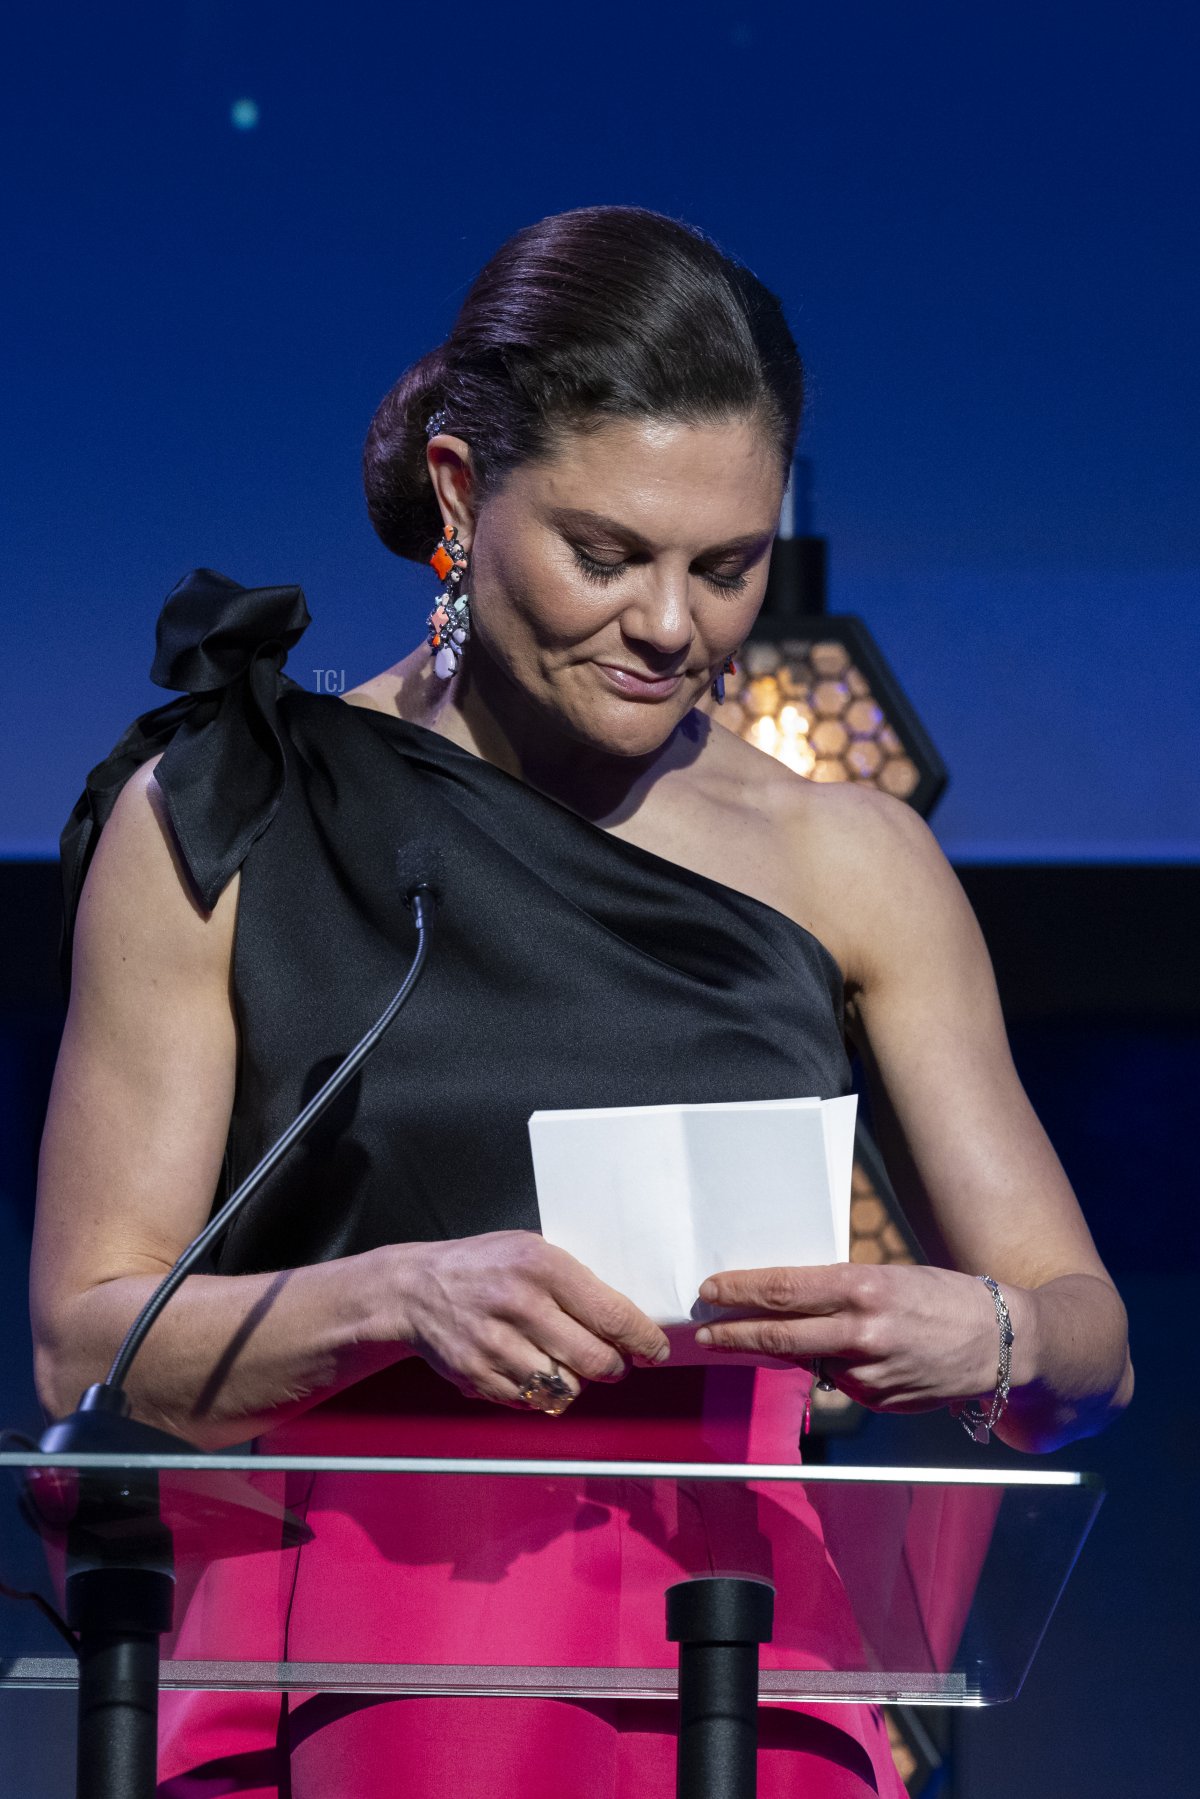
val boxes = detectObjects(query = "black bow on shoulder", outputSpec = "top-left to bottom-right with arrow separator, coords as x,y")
150,567 -> 311,693
58,570 -> 313,999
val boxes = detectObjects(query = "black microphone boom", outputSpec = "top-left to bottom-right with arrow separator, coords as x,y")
40,839 -> 442,1456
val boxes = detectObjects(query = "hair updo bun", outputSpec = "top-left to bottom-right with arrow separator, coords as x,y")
362,205 -> 804,565
362,346 -> 450,561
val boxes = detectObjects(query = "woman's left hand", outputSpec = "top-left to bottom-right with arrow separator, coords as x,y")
695,1262 -> 1021,1414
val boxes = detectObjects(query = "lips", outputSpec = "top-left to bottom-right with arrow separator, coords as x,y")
595,662 -> 685,701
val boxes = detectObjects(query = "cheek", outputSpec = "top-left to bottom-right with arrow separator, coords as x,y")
693,586 -> 763,659
477,537 -> 618,655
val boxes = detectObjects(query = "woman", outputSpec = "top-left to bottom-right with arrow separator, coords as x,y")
32,205 -> 1132,1797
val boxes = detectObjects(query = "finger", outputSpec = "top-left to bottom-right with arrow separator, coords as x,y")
438,1366 -> 529,1409
489,1324 -> 587,1402
479,1359 -> 585,1414
696,1317 -> 858,1359
496,1361 -> 585,1402
453,1354 -> 585,1411
533,1309 -> 630,1383
551,1260 -> 671,1364
698,1265 -> 851,1314
427,1320 -> 581,1410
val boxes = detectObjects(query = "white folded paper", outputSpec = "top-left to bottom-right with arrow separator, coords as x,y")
528,1095 -> 858,1354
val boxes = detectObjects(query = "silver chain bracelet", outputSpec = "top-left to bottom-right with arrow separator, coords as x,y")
954,1274 -> 1014,1444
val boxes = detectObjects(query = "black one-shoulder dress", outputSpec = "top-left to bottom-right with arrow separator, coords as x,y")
59,570 -> 904,1799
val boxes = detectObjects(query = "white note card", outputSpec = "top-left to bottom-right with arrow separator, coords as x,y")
528,1095 -> 858,1345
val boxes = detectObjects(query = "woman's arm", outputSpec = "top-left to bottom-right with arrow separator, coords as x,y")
699,788 -> 1133,1453
32,759 -> 666,1449
31,757 -> 413,1448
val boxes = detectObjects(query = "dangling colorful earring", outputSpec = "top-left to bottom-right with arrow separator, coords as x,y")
711,656 -> 737,704
427,523 -> 471,678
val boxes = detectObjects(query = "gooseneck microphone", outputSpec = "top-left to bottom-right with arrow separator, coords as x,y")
40,839 -> 444,1457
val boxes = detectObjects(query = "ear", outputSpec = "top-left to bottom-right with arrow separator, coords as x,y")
426,435 -> 476,548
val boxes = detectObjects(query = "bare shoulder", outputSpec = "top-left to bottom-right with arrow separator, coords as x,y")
341,649 -> 427,720
340,676 -> 395,716
703,721 -> 974,990
785,772 -> 990,1006
791,771 -> 951,898
703,710 -> 942,881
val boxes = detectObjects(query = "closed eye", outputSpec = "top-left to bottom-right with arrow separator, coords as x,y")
571,547 -> 751,594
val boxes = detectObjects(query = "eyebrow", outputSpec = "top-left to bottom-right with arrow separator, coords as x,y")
548,507 -> 774,557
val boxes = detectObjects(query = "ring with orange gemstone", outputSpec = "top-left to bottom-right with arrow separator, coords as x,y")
515,1362 -> 577,1416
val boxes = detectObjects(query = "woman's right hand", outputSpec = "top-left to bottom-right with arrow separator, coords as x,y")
388,1231 -> 671,1407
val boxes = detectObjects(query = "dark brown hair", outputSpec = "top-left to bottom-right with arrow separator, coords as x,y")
363,204 -> 804,562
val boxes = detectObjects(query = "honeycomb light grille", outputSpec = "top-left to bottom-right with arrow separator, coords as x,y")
713,619 -> 947,816
850,1159 -> 915,1267
722,637 -> 920,799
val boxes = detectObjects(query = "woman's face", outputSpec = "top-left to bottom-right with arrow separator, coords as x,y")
435,413 -> 784,761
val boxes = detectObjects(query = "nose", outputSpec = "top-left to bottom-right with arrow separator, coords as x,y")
619,568 -> 694,664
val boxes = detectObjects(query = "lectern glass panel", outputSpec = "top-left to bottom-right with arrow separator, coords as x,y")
0,1455 -> 1102,1707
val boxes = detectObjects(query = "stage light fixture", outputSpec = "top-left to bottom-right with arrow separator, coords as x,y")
714,463 -> 945,813
720,624 -> 944,814
712,456 -> 949,809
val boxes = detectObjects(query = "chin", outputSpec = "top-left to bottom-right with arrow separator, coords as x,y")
570,696 -> 690,759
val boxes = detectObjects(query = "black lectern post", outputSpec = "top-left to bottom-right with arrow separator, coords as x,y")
668,1576 -> 776,1798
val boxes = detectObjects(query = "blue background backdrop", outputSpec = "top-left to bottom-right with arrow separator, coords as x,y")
2,5 -> 1197,1794
3,0 -> 1197,859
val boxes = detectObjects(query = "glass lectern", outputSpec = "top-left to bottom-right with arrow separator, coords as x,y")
1,1452 -> 1103,1797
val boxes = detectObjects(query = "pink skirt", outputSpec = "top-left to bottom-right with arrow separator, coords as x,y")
157,1359 -> 910,1798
